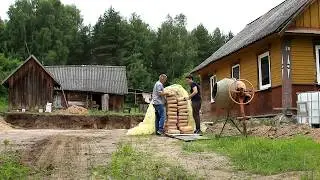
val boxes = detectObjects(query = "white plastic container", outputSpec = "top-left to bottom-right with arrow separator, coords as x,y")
297,91 -> 320,126
45,103 -> 52,113
39,109 -> 43,113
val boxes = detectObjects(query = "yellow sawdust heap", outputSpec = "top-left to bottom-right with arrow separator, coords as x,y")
65,105 -> 89,115
127,84 -> 195,135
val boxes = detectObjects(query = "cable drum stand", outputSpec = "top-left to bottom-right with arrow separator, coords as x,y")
218,79 -> 255,137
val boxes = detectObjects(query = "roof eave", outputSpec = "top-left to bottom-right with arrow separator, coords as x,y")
191,33 -> 277,74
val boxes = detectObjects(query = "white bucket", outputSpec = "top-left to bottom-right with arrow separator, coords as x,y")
39,109 -> 43,113
22,109 -> 26,112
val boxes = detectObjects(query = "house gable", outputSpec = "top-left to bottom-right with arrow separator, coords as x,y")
294,0 -> 320,29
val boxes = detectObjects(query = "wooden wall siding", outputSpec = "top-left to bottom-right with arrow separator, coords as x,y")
199,76 -> 281,120
291,37 -> 316,84
109,95 -> 124,112
199,37 -> 282,89
295,0 -> 320,29
8,59 -> 54,111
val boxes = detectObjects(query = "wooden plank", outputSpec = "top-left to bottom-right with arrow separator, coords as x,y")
296,16 -> 304,27
304,7 -> 311,28
165,134 -> 209,142
310,0 -> 319,28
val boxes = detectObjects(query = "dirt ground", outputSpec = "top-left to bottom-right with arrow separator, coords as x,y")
0,127 -> 302,180
1,116 -> 318,179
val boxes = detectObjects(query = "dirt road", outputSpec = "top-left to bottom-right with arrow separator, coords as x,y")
0,129 -> 127,179
0,129 -> 301,180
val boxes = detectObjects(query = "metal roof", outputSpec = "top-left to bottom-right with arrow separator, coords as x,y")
191,0 -> 311,73
45,65 -> 128,95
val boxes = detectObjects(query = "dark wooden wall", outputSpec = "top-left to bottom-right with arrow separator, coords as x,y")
54,91 -> 124,112
7,59 -> 54,111
109,95 -> 124,112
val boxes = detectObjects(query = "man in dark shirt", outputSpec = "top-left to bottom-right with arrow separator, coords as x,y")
185,75 -> 202,134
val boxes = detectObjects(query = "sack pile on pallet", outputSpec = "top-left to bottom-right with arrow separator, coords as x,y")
164,89 -> 194,134
126,84 -> 195,136
166,92 -> 179,134
177,97 -> 193,134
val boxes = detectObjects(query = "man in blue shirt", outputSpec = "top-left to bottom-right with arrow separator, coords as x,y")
185,75 -> 202,134
151,74 -> 168,135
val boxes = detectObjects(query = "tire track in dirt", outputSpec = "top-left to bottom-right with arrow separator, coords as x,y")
15,129 -> 127,179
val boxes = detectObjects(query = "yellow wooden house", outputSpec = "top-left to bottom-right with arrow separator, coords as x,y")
192,0 -> 320,119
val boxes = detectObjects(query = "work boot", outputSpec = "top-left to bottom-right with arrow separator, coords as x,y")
156,130 -> 165,136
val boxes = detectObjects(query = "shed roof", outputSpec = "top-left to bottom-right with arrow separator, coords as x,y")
191,0 -> 311,73
1,55 -> 60,87
45,65 -> 128,95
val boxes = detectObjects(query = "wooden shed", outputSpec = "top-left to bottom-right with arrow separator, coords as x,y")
45,65 -> 128,111
2,55 -> 60,111
191,0 -> 320,120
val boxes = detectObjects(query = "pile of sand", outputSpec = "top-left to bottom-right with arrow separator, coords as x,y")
65,105 -> 88,115
0,117 -> 13,130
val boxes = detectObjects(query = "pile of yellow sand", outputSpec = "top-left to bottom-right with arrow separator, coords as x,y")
65,105 -> 89,115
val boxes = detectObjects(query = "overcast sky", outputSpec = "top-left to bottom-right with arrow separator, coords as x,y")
0,0 -> 284,34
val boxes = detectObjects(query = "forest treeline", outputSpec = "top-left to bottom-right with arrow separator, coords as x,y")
0,0 -> 233,91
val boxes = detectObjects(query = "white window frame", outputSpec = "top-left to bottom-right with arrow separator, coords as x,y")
210,75 -> 217,103
315,45 -> 320,84
258,51 -> 271,90
231,64 -> 240,80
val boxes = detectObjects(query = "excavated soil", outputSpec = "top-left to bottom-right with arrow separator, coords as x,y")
206,121 -> 320,142
0,117 -> 13,130
5,113 -> 143,129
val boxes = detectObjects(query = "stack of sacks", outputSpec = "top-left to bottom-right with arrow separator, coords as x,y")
165,92 -> 180,134
177,97 -> 193,134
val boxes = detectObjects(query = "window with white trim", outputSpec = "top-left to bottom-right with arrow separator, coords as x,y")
315,45 -> 320,84
232,64 -> 240,80
210,75 -> 217,103
258,51 -> 271,90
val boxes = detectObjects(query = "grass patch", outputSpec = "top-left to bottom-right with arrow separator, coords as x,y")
0,97 -> 8,113
183,136 -> 320,175
91,144 -> 199,180
0,140 -> 30,180
88,109 -> 144,117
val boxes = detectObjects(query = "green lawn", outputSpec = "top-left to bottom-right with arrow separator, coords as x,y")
91,144 -> 199,180
183,136 -> 320,176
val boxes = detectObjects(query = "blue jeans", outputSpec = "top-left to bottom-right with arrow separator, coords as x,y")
153,104 -> 166,133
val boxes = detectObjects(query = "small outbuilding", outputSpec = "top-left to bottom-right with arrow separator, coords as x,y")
46,65 -> 128,111
2,55 -> 60,111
